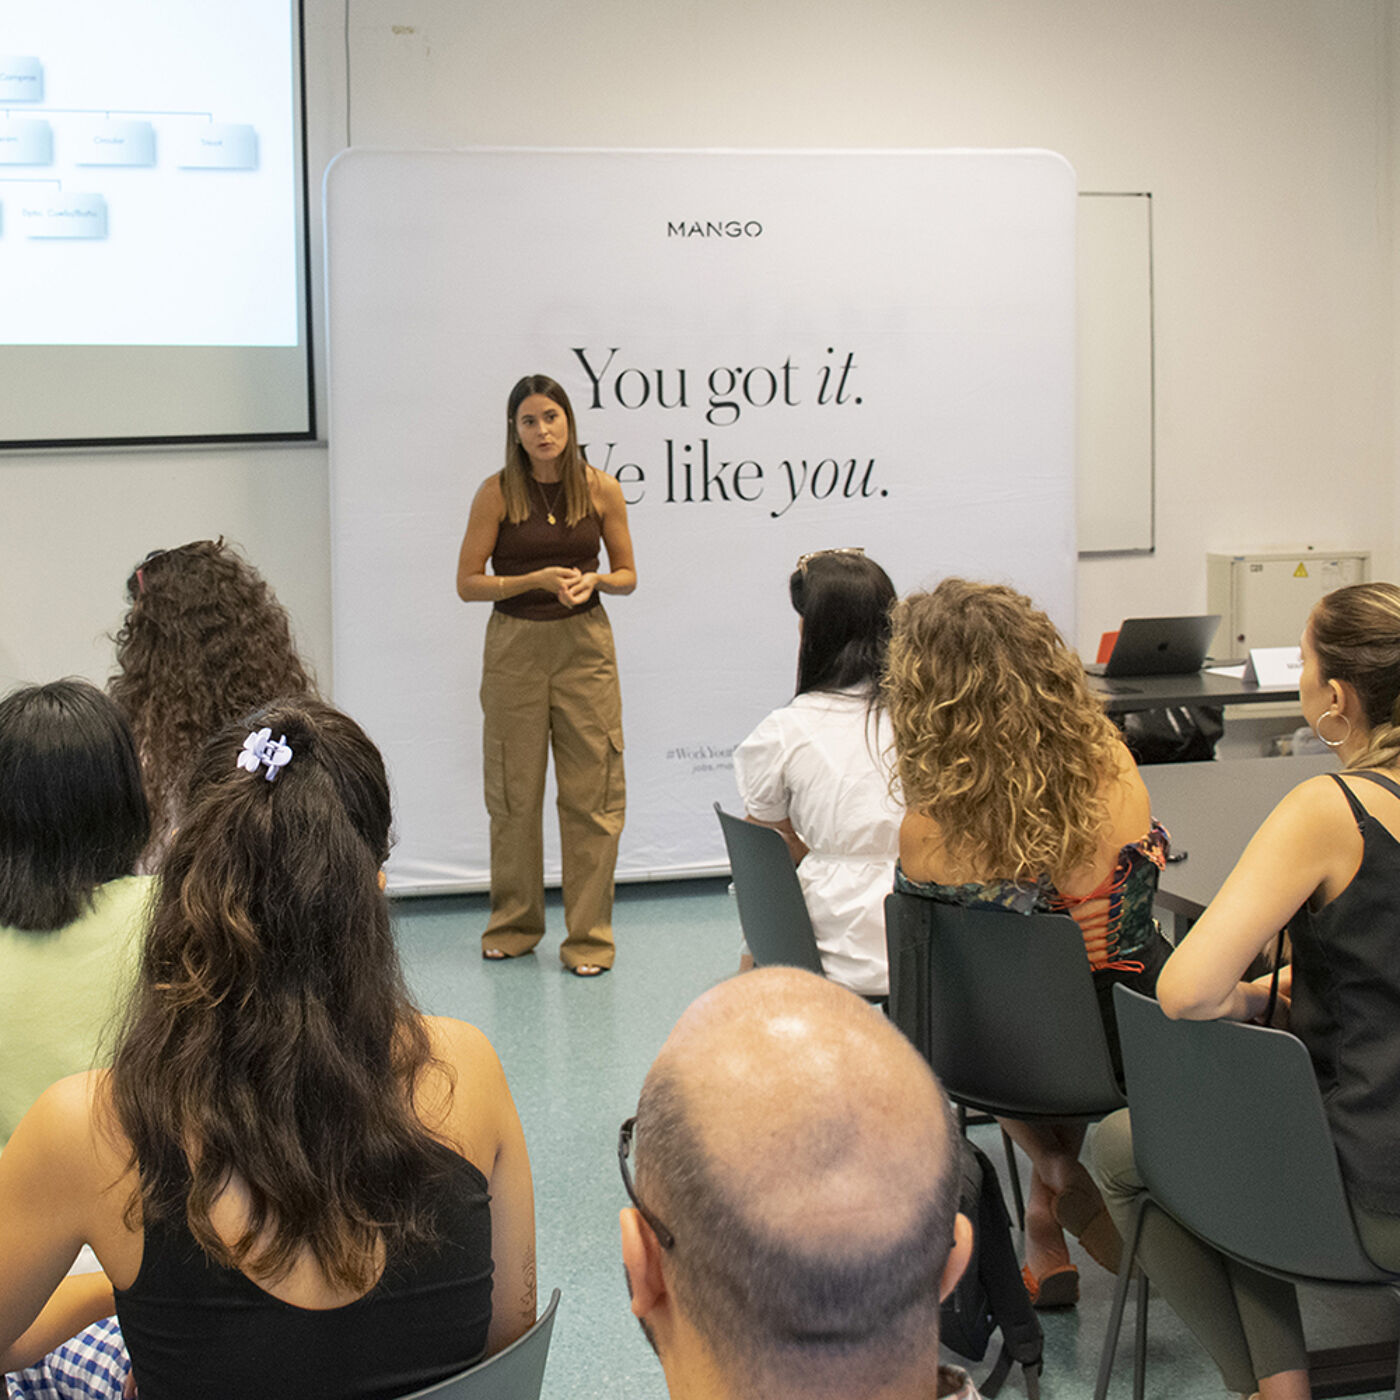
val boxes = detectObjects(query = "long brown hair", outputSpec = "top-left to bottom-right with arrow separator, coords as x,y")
884,578 -> 1123,885
1310,581 -> 1400,771
501,375 -> 593,527
109,539 -> 316,861
110,701 -> 456,1291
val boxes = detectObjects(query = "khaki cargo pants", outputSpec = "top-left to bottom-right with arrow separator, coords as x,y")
479,606 -> 624,968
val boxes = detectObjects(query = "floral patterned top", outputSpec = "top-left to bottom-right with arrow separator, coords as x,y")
893,820 -> 1170,972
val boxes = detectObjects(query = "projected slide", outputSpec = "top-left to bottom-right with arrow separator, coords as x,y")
0,1 -> 297,346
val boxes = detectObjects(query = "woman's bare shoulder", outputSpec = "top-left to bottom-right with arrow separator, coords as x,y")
417,1017 -> 511,1162
473,473 -> 507,510
424,1014 -> 500,1069
1102,740 -> 1152,841
586,463 -> 620,495
3,1071 -> 126,1193
899,809 -> 947,882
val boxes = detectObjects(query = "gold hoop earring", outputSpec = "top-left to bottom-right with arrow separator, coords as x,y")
1314,709 -> 1352,749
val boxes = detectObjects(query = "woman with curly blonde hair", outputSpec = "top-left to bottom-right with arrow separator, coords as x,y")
109,539 -> 316,865
886,577 -> 1171,1308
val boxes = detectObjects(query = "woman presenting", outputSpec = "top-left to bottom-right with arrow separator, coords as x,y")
456,374 -> 636,976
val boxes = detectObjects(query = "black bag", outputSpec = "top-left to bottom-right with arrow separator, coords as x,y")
940,1138 -> 1043,1398
1115,705 -> 1224,765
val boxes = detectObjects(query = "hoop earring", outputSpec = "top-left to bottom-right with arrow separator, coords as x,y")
1314,709 -> 1352,749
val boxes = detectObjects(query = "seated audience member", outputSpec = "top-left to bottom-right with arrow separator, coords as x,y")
1092,582 -> 1400,1400
885,579 -> 1171,1306
619,966 -> 975,1400
0,701 -> 534,1399
733,548 -> 901,997
0,680 -> 151,1148
109,538 -> 317,865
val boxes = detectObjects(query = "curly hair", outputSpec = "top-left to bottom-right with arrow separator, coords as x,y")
883,578 -> 1124,885
109,539 -> 316,861
0,679 -> 149,930
1310,581 -> 1400,772
110,700 -> 457,1293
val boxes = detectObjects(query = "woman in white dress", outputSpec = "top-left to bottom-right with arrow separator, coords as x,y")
733,549 -> 900,999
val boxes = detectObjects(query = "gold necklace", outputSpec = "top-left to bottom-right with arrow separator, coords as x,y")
532,476 -> 562,525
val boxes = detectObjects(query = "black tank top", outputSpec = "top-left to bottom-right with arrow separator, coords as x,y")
114,1153 -> 493,1400
491,476 -> 602,622
1291,770 -> 1400,1216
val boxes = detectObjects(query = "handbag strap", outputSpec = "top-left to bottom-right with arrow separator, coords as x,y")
1261,925 -> 1285,1028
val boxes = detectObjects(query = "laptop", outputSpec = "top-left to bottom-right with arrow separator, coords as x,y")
1085,614 -> 1222,678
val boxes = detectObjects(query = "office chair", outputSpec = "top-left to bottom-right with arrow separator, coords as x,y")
1095,989 -> 1400,1400
714,803 -> 825,975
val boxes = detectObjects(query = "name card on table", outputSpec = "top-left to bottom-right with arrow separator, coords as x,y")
1242,646 -> 1303,686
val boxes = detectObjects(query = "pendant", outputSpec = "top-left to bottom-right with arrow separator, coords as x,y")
547,513 -> 556,525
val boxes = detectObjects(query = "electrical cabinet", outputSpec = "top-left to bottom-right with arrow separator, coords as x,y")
1207,551 -> 1370,656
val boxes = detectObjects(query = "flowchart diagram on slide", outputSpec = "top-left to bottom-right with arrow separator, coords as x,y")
2,1 -> 297,349
0,54 -> 258,239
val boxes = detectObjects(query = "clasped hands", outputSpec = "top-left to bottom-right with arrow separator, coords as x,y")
538,566 -> 598,608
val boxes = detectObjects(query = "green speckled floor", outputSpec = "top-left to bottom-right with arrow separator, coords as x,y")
392,879 -> 1398,1400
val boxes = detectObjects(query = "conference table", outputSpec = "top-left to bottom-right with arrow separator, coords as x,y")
1087,669 -> 1301,714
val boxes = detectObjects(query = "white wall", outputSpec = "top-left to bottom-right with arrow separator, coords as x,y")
2,0 -> 1394,692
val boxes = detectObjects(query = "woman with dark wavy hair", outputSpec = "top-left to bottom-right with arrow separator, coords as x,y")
733,548 -> 900,997
886,578 -> 1172,1308
109,538 -> 316,864
0,701 -> 535,1399
0,679 -> 151,1147
456,374 -> 636,975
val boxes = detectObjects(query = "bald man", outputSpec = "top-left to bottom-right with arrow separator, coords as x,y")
619,967 -> 976,1400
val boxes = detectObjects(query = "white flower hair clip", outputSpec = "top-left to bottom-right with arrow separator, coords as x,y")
237,727 -> 293,782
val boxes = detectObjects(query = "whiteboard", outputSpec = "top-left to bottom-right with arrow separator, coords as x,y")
325,148 -> 1078,891
1077,192 -> 1154,554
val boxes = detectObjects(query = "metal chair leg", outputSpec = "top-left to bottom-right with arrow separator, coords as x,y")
1094,1197 -> 1149,1400
1132,1267 -> 1149,1400
1001,1128 -> 1026,1231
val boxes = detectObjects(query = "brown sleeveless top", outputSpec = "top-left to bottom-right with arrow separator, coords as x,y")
491,476 -> 602,621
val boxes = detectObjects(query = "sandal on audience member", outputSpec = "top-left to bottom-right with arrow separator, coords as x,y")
1021,1262 -> 1079,1309
569,963 -> 608,977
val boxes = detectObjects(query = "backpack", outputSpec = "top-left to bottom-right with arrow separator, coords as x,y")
940,1138 -> 1044,1398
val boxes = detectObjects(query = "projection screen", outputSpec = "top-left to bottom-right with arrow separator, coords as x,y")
0,0 -> 313,446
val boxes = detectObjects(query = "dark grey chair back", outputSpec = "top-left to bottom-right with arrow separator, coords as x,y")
884,892 -> 1125,1119
1114,987 -> 1386,1283
714,804 -> 825,976
1095,992 -> 1400,1400
394,1288 -> 561,1400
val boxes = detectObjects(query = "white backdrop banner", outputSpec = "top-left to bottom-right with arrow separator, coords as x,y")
325,148 -> 1077,892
